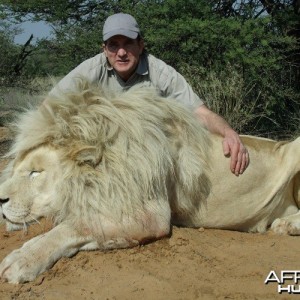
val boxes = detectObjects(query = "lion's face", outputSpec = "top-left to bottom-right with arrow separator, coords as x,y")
0,146 -> 62,226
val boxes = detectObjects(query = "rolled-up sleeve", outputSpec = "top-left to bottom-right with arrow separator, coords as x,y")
148,55 -> 204,110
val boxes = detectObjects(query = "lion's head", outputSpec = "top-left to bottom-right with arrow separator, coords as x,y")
0,145 -> 62,226
0,83 -> 210,233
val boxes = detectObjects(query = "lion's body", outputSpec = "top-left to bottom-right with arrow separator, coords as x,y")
0,84 -> 299,283
192,135 -> 300,232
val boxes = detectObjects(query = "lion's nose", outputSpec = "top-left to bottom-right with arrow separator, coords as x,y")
0,198 -> 9,205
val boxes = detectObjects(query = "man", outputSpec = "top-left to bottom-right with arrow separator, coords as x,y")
50,13 -> 249,175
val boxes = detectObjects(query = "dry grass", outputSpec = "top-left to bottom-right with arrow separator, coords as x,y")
0,77 -> 55,126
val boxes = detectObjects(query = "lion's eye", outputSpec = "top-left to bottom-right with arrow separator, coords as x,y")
29,171 -> 41,179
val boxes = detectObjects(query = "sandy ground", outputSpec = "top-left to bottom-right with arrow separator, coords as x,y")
0,127 -> 298,300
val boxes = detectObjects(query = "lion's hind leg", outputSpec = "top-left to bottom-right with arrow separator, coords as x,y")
271,211 -> 300,235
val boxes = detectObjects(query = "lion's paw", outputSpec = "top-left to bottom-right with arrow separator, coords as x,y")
0,249 -> 44,283
271,218 -> 300,236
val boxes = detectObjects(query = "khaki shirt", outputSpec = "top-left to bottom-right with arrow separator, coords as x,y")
50,52 -> 203,110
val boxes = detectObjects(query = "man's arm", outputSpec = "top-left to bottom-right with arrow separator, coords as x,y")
195,105 -> 249,176
49,54 -> 103,97
151,57 -> 249,175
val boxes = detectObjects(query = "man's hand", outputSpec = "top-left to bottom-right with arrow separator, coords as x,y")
222,129 -> 249,176
194,105 -> 250,176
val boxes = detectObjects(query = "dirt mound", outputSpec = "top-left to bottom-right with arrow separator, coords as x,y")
0,222 -> 297,300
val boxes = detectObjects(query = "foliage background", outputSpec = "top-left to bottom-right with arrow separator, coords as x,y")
0,0 -> 299,138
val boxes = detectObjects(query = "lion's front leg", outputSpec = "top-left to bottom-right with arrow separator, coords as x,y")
0,201 -> 171,284
0,222 -> 95,284
94,200 -> 172,250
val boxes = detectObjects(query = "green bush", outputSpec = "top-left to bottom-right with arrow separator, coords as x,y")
180,64 -> 299,139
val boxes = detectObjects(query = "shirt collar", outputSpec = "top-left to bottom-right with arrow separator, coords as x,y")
135,53 -> 148,75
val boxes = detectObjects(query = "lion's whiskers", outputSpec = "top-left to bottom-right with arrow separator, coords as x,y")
31,216 -> 41,226
22,221 -> 28,236
20,215 -> 43,237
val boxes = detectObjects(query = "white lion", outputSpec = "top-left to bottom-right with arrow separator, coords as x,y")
0,83 -> 299,283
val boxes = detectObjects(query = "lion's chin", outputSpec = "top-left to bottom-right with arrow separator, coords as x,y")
3,214 -> 40,232
5,221 -> 25,232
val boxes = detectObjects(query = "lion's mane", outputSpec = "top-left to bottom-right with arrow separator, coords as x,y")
8,82 -> 210,233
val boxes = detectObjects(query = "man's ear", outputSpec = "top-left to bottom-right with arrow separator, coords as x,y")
102,43 -> 107,57
139,39 -> 145,55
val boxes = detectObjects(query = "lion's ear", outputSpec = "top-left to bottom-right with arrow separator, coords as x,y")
72,146 -> 103,167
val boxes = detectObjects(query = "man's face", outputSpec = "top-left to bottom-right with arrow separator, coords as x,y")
103,35 -> 144,81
